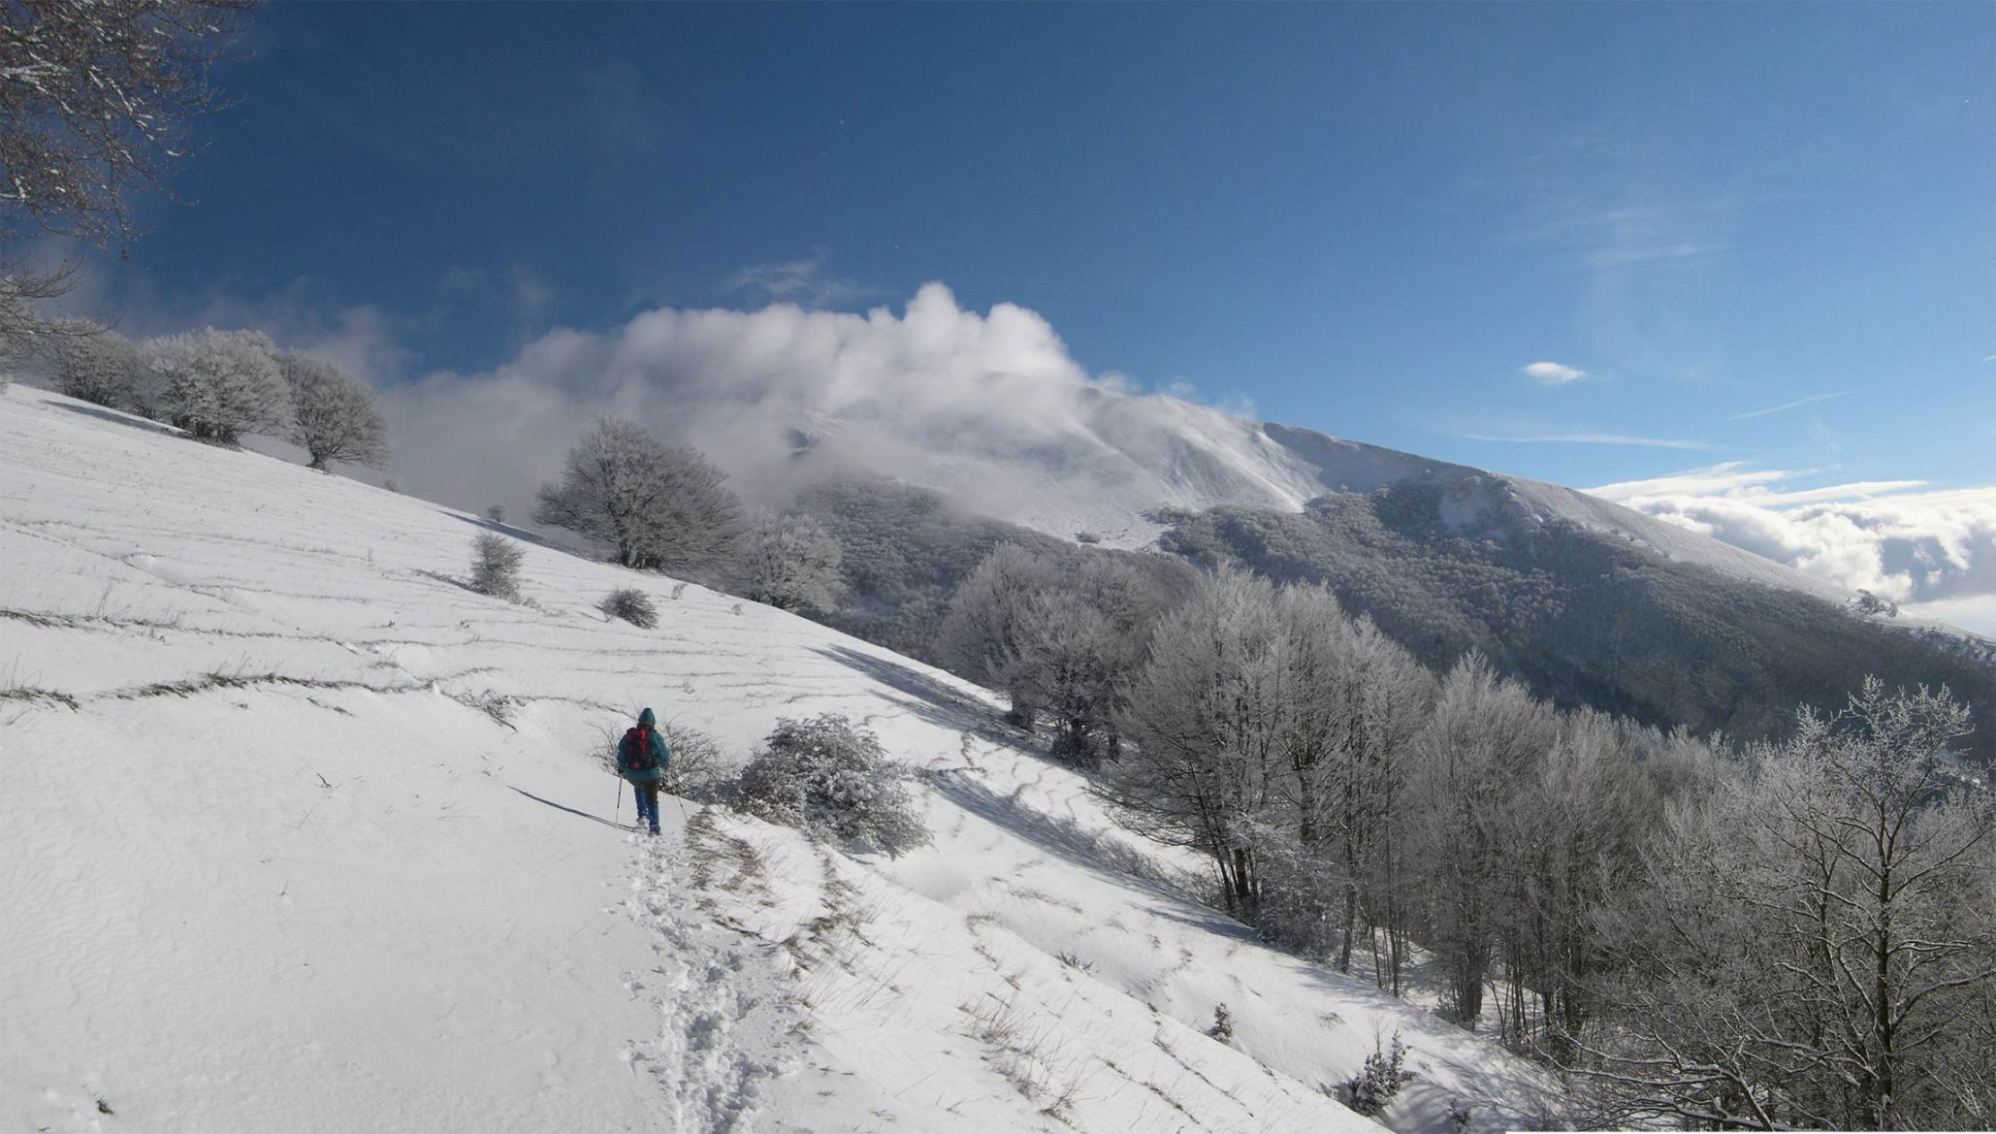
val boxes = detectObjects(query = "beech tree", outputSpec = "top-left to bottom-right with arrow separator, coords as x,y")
1106,568 -> 1289,917
1,0 -> 258,247
281,353 -> 388,471
534,418 -> 743,574
736,511 -> 844,612
939,543 -> 1065,727
49,323 -> 139,407
146,327 -> 291,445
1402,655 -> 1558,1027
1587,680 -> 1996,1130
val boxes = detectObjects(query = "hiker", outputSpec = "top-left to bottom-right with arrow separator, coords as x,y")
617,707 -> 672,835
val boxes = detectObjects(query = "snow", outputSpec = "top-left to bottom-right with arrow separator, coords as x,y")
1,384 -> 1562,1133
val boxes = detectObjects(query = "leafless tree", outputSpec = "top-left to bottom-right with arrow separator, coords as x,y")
0,260 -> 92,371
1402,654 -> 1558,1028
1,0 -> 257,248
1105,568 -> 1290,917
281,352 -> 388,471
533,417 -> 744,574
1585,679 -> 1996,1130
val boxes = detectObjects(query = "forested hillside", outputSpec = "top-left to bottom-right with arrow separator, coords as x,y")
1156,484 -> 1996,763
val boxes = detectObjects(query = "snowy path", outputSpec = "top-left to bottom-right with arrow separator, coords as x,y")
625,814 -> 803,1134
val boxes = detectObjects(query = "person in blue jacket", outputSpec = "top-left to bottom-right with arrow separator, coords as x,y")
617,707 -> 672,835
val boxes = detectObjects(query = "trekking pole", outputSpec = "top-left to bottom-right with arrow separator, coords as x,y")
614,775 -> 623,827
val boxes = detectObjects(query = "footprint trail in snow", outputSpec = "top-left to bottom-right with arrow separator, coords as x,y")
625,817 -> 801,1134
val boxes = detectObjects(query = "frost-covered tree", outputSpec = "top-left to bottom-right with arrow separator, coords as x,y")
1106,568 -> 1290,917
939,542 -> 1065,727
940,545 -> 1173,753
1,0 -> 258,248
1587,680 -> 1996,1130
1269,586 -> 1433,980
280,353 -> 388,471
533,418 -> 743,574
146,328 -> 291,445
736,714 -> 927,853
50,323 -> 141,407
1402,655 -> 1558,1027
737,510 -> 844,612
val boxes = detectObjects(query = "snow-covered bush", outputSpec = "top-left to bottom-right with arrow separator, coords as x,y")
736,714 -> 927,853
469,533 -> 523,600
281,352 -> 388,470
659,722 -> 732,805
485,504 -> 506,525
51,326 -> 140,408
146,328 -> 292,445
600,587 -> 658,629
1343,1032 -> 1413,1117
735,510 -> 844,612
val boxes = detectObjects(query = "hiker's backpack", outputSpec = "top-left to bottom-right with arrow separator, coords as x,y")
623,727 -> 657,773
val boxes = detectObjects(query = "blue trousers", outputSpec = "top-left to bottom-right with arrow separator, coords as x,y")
631,782 -> 660,834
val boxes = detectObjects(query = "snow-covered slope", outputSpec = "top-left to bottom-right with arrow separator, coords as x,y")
770,378 -> 1867,610
1,384 -> 1559,1132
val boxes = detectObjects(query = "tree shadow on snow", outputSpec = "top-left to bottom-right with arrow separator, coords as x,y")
47,399 -> 181,438
439,511 -> 586,556
925,770 -> 1214,912
808,645 -> 1018,744
508,785 -> 628,831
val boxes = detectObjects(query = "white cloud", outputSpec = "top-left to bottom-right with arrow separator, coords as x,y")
1727,389 -> 1856,422
1520,361 -> 1586,385
374,283 -> 1289,528
1466,430 -> 1717,451
1589,464 -> 1996,610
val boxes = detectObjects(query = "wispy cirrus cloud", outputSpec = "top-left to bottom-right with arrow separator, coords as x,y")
1520,360 -> 1586,385
723,256 -> 874,308
1583,240 -> 1729,270
1465,430 -> 1719,451
1727,389 -> 1857,422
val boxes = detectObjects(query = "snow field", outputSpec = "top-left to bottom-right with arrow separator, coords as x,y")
1,385 -> 1561,1132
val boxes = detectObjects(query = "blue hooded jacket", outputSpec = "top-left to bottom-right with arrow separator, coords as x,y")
617,707 -> 671,785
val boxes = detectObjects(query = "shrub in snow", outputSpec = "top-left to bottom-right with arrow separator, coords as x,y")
486,504 -> 506,525
534,417 -> 743,574
736,714 -> 927,853
281,352 -> 388,470
146,328 -> 293,445
735,510 -> 845,612
658,722 -> 733,805
470,533 -> 523,600
1343,1032 -> 1413,1117
1207,1003 -> 1234,1044
600,587 -> 658,629
51,326 -> 141,408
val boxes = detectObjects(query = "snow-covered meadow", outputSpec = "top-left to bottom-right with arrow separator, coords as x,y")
1,384 -> 1562,1133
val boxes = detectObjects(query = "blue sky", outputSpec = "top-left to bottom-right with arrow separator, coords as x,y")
73,2 -> 1995,494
